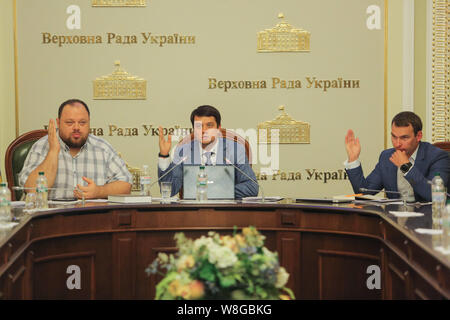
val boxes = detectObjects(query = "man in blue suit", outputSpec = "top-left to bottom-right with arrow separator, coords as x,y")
344,111 -> 449,202
157,105 -> 258,199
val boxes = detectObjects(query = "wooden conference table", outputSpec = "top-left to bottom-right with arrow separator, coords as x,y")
0,198 -> 448,300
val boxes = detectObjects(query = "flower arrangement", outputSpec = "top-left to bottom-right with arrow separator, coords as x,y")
146,226 -> 295,300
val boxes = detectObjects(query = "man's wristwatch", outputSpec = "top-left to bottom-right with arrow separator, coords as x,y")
158,153 -> 170,158
400,162 -> 412,174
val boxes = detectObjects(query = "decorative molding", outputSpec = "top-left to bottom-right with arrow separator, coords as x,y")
403,0 -> 415,111
430,0 -> 449,142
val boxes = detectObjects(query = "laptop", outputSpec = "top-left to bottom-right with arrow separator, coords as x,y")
183,165 -> 235,200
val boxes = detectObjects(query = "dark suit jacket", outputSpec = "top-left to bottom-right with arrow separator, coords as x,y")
346,142 -> 449,202
157,138 -> 259,199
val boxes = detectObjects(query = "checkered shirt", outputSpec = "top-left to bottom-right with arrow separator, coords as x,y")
19,134 -> 132,199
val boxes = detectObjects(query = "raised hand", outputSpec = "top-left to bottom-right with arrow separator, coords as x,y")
158,126 -> 172,156
48,119 -> 60,154
345,129 -> 361,162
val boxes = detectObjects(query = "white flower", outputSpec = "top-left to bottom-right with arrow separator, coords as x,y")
193,236 -> 215,252
208,245 -> 238,269
275,267 -> 289,288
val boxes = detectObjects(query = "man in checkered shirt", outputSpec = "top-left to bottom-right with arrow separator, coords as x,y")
19,99 -> 132,200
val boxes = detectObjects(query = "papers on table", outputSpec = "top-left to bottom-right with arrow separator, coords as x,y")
179,199 -> 237,204
0,222 -> 19,230
389,211 -> 424,218
434,246 -> 450,255
242,196 -> 283,203
415,228 -> 443,235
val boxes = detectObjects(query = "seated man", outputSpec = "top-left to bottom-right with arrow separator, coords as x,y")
19,99 -> 132,199
157,105 -> 258,199
344,111 -> 449,202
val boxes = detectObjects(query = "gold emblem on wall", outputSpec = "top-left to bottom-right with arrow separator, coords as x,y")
92,0 -> 146,7
257,13 -> 311,52
258,106 -> 310,144
93,61 -> 147,100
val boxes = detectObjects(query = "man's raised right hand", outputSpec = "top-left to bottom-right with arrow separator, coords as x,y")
345,129 -> 361,162
48,119 -> 60,154
158,126 -> 172,156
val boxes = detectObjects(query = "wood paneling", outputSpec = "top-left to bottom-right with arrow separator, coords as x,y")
0,204 -> 448,299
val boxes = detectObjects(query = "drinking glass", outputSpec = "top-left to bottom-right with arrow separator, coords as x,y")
25,192 -> 36,211
161,182 -> 172,203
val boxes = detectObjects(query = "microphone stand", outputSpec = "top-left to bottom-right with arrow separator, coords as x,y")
359,187 -> 409,208
225,158 -> 265,203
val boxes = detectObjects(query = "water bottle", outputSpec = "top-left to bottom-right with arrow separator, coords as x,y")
196,166 -> 208,202
36,172 -> 48,209
431,172 -> 446,223
140,165 -> 151,196
0,183 -> 12,222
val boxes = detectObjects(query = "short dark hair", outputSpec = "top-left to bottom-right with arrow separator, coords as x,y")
58,99 -> 90,118
391,111 -> 422,135
190,105 -> 221,127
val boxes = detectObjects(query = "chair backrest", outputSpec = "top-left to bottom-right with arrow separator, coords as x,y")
433,141 -> 450,187
177,128 -> 252,164
176,128 -> 252,199
5,129 -> 47,200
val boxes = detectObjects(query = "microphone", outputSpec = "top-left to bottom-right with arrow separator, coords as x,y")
224,158 -> 265,202
359,187 -> 401,195
151,156 -> 188,190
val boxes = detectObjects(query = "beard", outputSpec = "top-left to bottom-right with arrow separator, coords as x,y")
60,132 -> 88,149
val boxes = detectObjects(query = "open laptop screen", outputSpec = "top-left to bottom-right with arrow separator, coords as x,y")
183,165 -> 235,200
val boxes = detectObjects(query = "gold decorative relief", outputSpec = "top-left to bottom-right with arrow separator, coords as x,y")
93,61 -> 147,100
92,0 -> 146,7
258,106 -> 310,144
118,152 -> 142,192
257,13 -> 311,52
431,0 -> 449,142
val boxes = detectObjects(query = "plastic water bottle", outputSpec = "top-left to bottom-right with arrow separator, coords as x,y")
196,166 -> 208,202
140,165 -> 151,196
0,183 -> 12,222
431,173 -> 446,222
36,172 -> 48,209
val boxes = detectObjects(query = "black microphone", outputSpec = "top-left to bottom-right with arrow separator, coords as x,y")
224,158 -> 265,202
359,187 -> 401,195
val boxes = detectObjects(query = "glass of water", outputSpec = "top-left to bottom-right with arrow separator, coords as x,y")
161,182 -> 172,203
25,192 -> 36,211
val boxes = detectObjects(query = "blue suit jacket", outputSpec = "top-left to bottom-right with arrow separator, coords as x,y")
346,142 -> 449,202
157,138 -> 259,199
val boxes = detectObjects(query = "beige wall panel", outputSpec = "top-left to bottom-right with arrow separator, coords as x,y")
16,0 -> 385,197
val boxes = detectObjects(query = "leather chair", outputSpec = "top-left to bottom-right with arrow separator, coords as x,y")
5,130 -> 47,200
176,128 -> 252,199
433,141 -> 450,187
